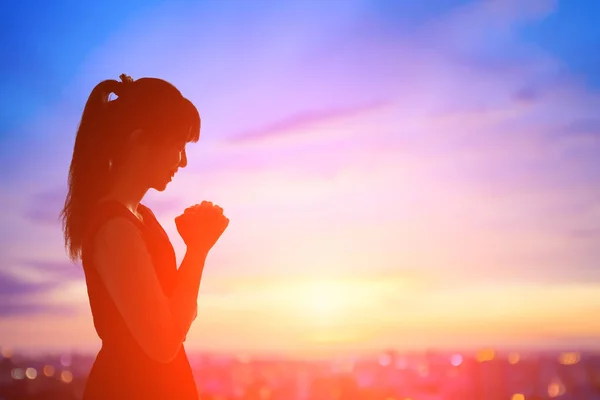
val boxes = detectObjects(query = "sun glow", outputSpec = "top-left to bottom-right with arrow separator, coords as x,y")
282,279 -> 377,346
302,280 -> 350,319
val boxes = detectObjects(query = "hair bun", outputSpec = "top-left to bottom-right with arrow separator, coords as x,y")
112,74 -> 134,98
119,74 -> 134,84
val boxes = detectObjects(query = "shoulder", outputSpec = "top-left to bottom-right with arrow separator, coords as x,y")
84,201 -> 139,245
91,217 -> 154,281
97,215 -> 138,235
94,217 -> 146,254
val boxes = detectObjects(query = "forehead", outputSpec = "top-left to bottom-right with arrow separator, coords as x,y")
156,125 -> 192,143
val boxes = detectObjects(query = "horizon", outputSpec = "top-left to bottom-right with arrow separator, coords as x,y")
2,0 -> 600,356
2,343 -> 595,363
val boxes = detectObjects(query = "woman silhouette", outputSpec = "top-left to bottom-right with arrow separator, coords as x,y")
60,74 -> 229,399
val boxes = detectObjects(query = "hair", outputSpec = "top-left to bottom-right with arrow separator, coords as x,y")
60,74 -> 200,262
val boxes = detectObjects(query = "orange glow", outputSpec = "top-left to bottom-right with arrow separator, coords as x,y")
259,386 -> 271,400
508,352 -> 520,364
43,365 -> 55,377
25,368 -> 37,379
60,370 -> 73,383
548,380 -> 566,397
512,394 -> 525,400
300,280 -> 353,322
476,349 -> 496,362
1,347 -> 12,358
558,352 -> 580,365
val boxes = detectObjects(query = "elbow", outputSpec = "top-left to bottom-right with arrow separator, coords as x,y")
156,343 -> 183,364
153,339 -> 183,364
142,329 -> 184,364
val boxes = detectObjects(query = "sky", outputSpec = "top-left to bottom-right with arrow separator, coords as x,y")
1,0 -> 600,358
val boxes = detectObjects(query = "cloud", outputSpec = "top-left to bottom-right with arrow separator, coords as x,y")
0,269 -> 57,297
557,118 -> 600,138
0,302 -> 76,318
22,187 -> 67,226
513,86 -> 542,103
417,0 -> 557,48
17,260 -> 83,282
226,100 -> 390,144
0,259 -> 84,318
0,268 -> 77,317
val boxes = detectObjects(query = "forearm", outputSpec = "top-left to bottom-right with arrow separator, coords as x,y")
169,247 -> 208,335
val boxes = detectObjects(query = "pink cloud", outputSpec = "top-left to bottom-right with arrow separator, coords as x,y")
226,100 -> 390,144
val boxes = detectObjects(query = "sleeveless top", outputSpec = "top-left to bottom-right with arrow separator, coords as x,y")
81,200 -> 198,399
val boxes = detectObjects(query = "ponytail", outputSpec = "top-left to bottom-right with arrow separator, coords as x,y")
60,78 -> 122,262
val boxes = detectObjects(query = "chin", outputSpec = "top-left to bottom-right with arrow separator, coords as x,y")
150,181 -> 170,192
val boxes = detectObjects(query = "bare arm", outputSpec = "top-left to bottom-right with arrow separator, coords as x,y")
170,241 -> 207,334
92,217 -> 207,363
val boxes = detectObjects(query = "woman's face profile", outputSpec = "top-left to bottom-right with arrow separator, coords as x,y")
136,133 -> 190,192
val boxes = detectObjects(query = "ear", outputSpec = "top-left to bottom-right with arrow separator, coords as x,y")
127,129 -> 147,146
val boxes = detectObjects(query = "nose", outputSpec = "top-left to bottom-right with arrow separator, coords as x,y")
179,148 -> 188,168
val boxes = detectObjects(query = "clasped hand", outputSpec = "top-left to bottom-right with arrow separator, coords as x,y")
175,201 -> 229,254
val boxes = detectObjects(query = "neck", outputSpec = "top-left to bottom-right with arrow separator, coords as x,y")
102,167 -> 149,215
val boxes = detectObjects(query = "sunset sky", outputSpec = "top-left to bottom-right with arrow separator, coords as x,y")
1,0 -> 600,358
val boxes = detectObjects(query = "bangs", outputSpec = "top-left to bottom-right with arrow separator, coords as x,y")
180,97 -> 201,143
127,77 -> 201,145
149,95 -> 201,144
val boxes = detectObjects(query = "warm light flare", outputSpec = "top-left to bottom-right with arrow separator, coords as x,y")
1,347 -> 12,358
476,349 -> 496,362
25,367 -> 37,379
252,277 -> 386,327
43,365 -> 55,377
450,353 -> 463,366
508,352 -> 520,364
558,352 -> 580,365
60,370 -> 73,383
302,281 -> 351,320
548,380 -> 566,397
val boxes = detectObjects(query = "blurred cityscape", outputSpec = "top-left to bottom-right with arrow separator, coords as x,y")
1,346 -> 599,399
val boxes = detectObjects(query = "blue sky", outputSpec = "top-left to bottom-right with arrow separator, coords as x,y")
2,0 -> 598,135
